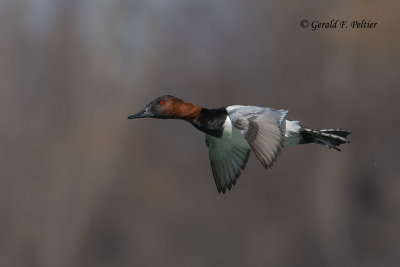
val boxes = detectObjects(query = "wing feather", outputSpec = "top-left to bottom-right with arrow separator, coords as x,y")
227,106 -> 286,169
206,135 -> 250,193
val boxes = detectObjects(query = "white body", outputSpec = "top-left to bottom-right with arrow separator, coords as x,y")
281,119 -> 302,147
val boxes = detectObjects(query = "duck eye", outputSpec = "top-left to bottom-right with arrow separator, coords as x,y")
159,101 -> 163,105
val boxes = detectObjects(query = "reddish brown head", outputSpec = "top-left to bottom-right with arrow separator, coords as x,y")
128,95 -> 202,122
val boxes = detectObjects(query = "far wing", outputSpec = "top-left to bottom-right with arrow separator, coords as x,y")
227,106 -> 286,169
206,135 -> 251,193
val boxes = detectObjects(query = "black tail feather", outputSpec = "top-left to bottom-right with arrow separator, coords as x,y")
300,128 -> 351,151
319,129 -> 351,138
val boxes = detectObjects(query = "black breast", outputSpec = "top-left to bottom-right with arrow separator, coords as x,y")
191,107 -> 227,138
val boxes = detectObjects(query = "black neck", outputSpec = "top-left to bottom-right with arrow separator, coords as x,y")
190,107 -> 227,138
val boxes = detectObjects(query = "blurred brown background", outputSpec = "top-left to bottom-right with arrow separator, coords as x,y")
1,0 -> 399,266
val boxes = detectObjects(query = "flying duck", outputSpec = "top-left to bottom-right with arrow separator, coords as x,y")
128,95 -> 350,193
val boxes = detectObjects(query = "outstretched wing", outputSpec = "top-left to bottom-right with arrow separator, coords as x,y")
227,105 -> 286,169
206,135 -> 251,193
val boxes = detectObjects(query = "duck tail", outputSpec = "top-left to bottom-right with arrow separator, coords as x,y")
300,128 -> 351,151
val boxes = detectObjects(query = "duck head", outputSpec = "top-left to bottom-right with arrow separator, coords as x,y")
128,95 -> 202,121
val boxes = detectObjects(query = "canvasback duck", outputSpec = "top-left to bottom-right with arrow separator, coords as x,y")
128,95 -> 350,193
